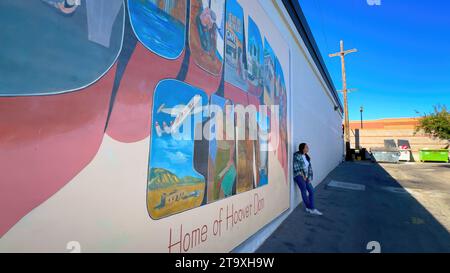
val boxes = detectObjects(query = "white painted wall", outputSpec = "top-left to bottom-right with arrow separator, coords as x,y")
233,0 -> 344,253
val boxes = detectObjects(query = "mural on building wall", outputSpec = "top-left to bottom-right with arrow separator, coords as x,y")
224,0 -> 248,91
128,0 -> 186,59
0,0 -> 290,252
189,0 -> 225,75
141,0 -> 286,217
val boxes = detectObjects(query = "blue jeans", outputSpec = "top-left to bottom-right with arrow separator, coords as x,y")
294,175 -> 315,210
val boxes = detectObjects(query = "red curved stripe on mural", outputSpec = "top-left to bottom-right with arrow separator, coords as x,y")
224,83 -> 248,106
278,135 -> 288,181
0,65 -> 117,237
106,43 -> 184,143
247,94 -> 260,108
247,84 -> 263,98
184,62 -> 222,96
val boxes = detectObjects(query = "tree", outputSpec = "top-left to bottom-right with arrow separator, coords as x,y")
415,105 -> 450,143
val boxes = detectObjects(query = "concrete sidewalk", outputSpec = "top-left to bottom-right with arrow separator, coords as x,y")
257,161 -> 450,253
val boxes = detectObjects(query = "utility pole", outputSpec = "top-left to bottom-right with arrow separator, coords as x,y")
329,40 -> 357,161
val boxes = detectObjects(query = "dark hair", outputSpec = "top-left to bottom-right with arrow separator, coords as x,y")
298,143 -> 311,162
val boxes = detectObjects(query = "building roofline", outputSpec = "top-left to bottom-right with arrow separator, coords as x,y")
350,117 -> 421,123
281,0 -> 343,113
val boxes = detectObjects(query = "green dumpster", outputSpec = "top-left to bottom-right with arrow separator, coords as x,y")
419,149 -> 449,162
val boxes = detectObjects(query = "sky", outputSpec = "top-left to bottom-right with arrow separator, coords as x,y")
298,0 -> 450,121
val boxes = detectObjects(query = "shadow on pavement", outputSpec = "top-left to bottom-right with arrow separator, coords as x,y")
256,161 -> 450,253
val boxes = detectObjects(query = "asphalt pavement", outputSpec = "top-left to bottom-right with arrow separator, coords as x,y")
256,161 -> 450,253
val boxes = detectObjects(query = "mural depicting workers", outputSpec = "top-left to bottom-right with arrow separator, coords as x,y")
190,0 -> 225,75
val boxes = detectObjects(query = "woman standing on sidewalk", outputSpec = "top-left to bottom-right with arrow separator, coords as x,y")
293,143 -> 323,215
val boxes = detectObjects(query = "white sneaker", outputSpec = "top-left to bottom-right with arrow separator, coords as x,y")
310,209 -> 323,216
305,208 -> 312,213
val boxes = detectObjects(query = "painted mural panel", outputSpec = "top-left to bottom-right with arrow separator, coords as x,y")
224,0 -> 248,91
189,0 -> 225,75
0,0 -> 124,96
207,95 -> 237,203
236,122 -> 256,193
128,0 -> 186,59
276,58 -> 289,177
274,58 -> 282,106
257,111 -> 270,187
147,80 -> 208,219
263,38 -> 276,106
246,16 -> 264,97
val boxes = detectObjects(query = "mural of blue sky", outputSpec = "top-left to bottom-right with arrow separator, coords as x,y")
263,38 -> 276,95
210,0 -> 226,61
257,111 -> 269,187
247,17 -> 263,65
128,0 -> 185,59
264,38 -> 275,65
226,0 -> 244,42
247,16 -> 264,95
224,0 -> 248,91
275,59 -> 282,81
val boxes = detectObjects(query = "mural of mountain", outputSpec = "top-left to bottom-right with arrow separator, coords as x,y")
148,168 -> 181,188
148,168 -> 204,189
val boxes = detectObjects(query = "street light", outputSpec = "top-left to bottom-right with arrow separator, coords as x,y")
360,106 -> 364,129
